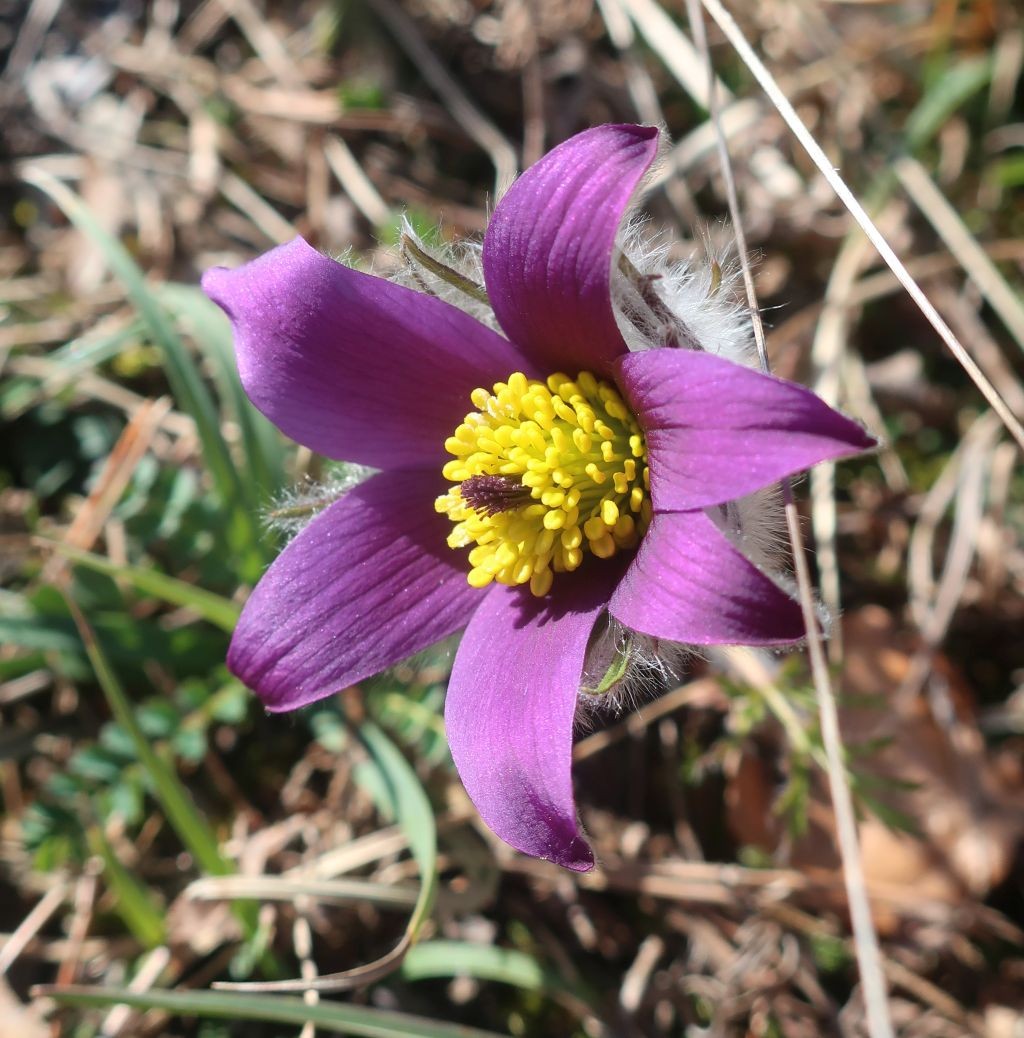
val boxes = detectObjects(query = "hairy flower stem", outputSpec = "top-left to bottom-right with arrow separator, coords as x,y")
400,233 -> 490,305
617,252 -> 702,350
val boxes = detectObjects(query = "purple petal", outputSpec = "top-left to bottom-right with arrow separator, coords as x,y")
203,238 -> 531,469
229,470 -> 480,711
446,570 -> 618,870
482,124 -> 659,376
616,349 -> 874,511
609,510 -> 804,645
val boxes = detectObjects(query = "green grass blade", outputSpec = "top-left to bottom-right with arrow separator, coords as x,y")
23,170 -> 267,579
86,823 -> 167,949
359,722 -> 438,947
36,986 -> 511,1038
157,283 -> 287,501
55,543 -> 240,632
905,55 -> 992,153
66,595 -> 232,877
2,318 -> 145,421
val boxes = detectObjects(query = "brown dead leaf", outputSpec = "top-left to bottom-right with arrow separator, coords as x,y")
728,606 -> 1024,931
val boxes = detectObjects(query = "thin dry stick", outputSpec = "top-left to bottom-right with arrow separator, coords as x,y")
894,155 -> 1024,352
697,0 -> 1024,455
810,229 -> 881,661
0,883 -> 68,976
99,946 -> 172,1038
220,171 -> 298,244
902,411 -> 1001,703
619,0 -> 730,109
323,135 -> 391,228
596,0 -> 700,225
683,2 -> 895,1035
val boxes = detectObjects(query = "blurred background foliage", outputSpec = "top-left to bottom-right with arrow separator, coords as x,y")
1,0 -> 1023,1035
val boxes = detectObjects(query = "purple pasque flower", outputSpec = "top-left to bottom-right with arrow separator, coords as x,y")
203,124 -> 873,871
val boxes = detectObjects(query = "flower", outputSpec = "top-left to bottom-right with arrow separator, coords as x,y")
202,124 -> 873,871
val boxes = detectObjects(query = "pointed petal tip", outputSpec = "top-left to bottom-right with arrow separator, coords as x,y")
201,237 -> 313,314
617,349 -> 879,511
612,121 -> 659,142
610,510 -> 807,647
482,123 -> 660,375
446,574 -> 616,871
199,265 -> 230,311
550,837 -> 595,872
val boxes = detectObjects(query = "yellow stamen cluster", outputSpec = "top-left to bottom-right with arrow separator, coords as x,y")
435,370 -> 652,597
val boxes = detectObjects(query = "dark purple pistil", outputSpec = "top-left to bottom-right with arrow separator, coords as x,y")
460,475 -> 532,516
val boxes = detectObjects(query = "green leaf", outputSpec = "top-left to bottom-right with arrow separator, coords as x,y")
53,543 -> 240,632
36,986 -> 512,1038
0,616 -> 82,654
358,722 -> 438,949
400,941 -> 597,1009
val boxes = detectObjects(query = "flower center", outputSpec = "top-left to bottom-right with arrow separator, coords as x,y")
435,370 -> 651,597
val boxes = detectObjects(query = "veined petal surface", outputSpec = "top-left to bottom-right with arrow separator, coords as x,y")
446,571 -> 618,871
228,470 -> 480,710
203,238 -> 530,469
483,124 -> 659,376
609,510 -> 804,645
616,349 -> 875,512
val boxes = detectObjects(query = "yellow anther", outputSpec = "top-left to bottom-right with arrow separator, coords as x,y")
530,568 -> 554,597
543,509 -> 566,531
536,528 -> 557,554
438,369 -> 651,597
590,533 -> 616,558
572,429 -> 592,453
584,462 -> 607,485
468,567 -> 494,588
512,559 -> 533,584
445,437 -> 472,455
583,515 -> 607,541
